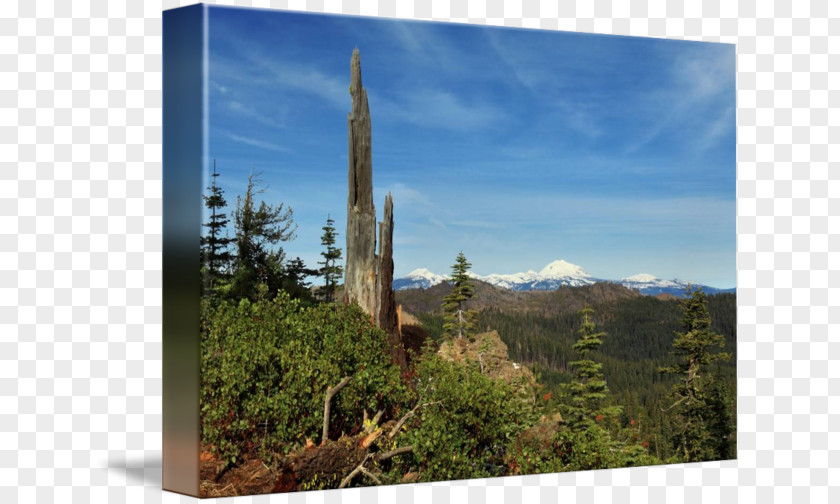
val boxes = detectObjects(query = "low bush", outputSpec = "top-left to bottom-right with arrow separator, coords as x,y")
200,292 -> 409,465
390,349 -> 535,482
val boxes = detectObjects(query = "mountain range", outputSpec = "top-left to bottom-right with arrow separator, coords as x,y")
393,260 -> 734,297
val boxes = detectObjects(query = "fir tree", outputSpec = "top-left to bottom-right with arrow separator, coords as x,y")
200,159 -> 234,296
561,305 -> 622,431
706,377 -> 736,460
230,171 -> 297,301
660,286 -> 731,462
317,215 -> 343,303
549,305 -> 656,469
279,256 -> 318,305
442,252 -> 477,340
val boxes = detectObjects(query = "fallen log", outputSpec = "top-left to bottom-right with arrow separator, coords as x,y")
273,382 -> 425,492
338,445 -> 414,488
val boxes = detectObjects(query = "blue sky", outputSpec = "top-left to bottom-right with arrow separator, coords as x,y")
206,7 -> 736,288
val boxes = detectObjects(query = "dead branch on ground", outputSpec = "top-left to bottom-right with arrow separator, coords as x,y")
322,376 -> 352,444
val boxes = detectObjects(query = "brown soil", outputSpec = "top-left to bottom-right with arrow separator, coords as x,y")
199,446 -> 278,497
200,431 -> 397,496
437,330 -> 538,400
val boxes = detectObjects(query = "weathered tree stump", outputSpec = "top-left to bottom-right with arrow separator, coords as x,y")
343,49 -> 408,374
345,48 -> 378,317
377,193 -> 407,373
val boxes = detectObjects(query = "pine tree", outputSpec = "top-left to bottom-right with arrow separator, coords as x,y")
200,159 -> 234,296
317,215 -> 343,303
660,286 -> 731,462
561,305 -> 622,431
706,377 -> 736,460
442,252 -> 477,340
279,256 -> 318,304
549,305 -> 657,469
230,171 -> 297,301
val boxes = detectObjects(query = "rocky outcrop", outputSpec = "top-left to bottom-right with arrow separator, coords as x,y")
437,330 -> 538,401
344,48 -> 378,317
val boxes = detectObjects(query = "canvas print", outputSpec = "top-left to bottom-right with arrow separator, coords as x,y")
183,5 -> 736,497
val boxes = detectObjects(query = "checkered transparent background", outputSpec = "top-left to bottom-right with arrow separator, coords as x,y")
1,0 -> 837,502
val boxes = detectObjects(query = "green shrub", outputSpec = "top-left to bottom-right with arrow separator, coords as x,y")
391,352 -> 534,482
507,420 -> 660,475
200,292 -> 409,465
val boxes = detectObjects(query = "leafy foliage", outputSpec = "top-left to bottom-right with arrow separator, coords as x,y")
200,292 -> 409,465
507,419 -> 659,475
391,350 -> 534,482
442,252 -> 478,340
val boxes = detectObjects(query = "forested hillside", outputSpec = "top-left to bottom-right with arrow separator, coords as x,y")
400,285 -> 737,461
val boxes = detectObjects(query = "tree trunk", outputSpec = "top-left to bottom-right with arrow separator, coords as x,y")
377,193 -> 407,373
344,48 -> 377,317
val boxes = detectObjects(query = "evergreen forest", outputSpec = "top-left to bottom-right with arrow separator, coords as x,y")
197,164 -> 736,496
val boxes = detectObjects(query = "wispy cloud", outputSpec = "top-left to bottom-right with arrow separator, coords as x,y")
485,30 -> 604,139
270,63 -> 347,110
210,80 -> 228,94
427,217 -> 447,229
382,182 -> 433,207
696,105 -> 734,152
375,89 -> 502,131
450,220 -> 505,230
387,21 -> 425,58
625,47 -> 735,153
552,100 -> 604,139
227,100 -> 283,128
677,49 -> 736,101
383,21 -> 474,79
210,46 -> 347,111
485,29 -> 549,92
227,132 -> 291,153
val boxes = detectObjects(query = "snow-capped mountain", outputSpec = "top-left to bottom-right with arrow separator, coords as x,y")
617,274 -> 734,297
392,268 -> 449,290
394,260 -> 734,297
617,274 -> 687,296
487,260 -> 595,291
395,259 -> 596,291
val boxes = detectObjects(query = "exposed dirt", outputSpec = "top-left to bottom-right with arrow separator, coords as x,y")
437,330 -> 538,400
200,430 -> 406,496
199,446 -> 277,498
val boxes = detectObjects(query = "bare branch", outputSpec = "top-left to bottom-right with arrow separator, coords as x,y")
660,394 -> 689,413
338,454 -> 373,489
322,376 -> 352,443
376,445 -> 413,461
388,401 -> 442,439
338,447 -> 413,489
358,466 -> 382,486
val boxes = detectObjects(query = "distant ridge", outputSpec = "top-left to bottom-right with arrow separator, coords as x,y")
394,260 -> 734,298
